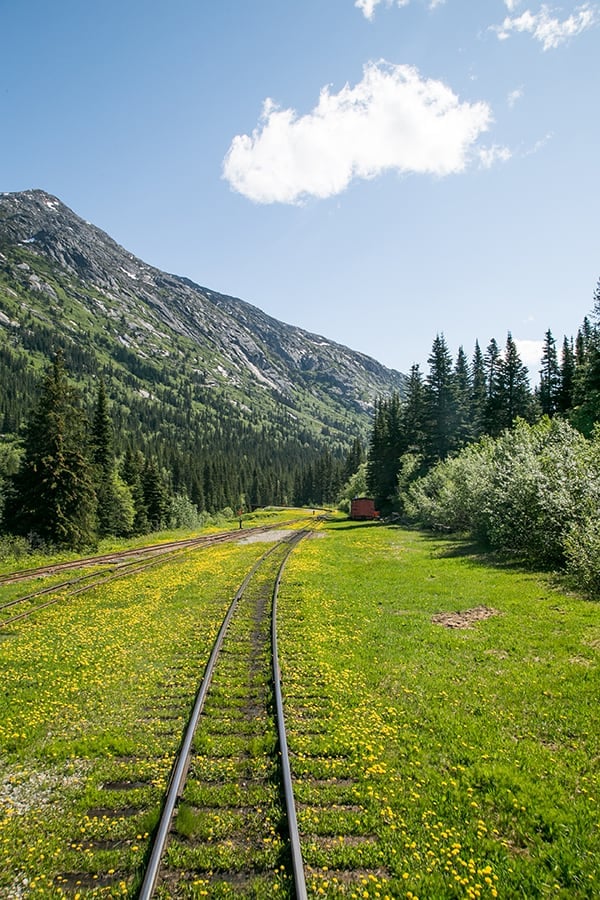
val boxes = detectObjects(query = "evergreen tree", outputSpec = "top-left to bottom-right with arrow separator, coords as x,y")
496,333 -> 532,428
143,457 -> 168,530
484,337 -> 503,435
451,345 -> 473,448
122,447 -> 149,533
91,380 -> 113,476
593,277 -> 600,321
8,352 -> 97,548
470,340 -> 487,438
539,329 -> 561,417
558,336 -> 575,415
366,393 -> 404,510
342,438 -> 365,483
402,364 -> 427,457
91,380 -> 128,536
571,284 -> 600,433
424,334 -> 456,461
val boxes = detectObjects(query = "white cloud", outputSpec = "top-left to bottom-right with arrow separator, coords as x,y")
479,144 -> 512,168
507,86 -> 524,107
355,0 -> 409,19
515,338 -> 544,370
494,3 -> 598,50
223,62 -> 494,205
504,0 -> 521,10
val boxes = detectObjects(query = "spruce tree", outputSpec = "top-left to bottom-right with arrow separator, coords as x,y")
342,438 -> 365,483
558,337 -> 575,415
366,393 -> 404,511
484,337 -> 503,435
122,447 -> 149,533
470,340 -> 487,438
539,329 -> 561,417
91,380 -> 119,536
497,333 -> 532,428
424,334 -> 455,461
402,364 -> 426,457
9,352 -> 97,548
451,345 -> 473,448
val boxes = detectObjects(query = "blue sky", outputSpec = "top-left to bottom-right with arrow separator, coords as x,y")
1,0 -> 598,377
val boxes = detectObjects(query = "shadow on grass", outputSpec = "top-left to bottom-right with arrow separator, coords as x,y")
418,531 -> 540,575
325,520 -> 384,531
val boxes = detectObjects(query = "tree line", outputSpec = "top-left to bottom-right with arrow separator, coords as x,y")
362,279 -> 600,593
0,351 -> 363,550
365,282 -> 600,514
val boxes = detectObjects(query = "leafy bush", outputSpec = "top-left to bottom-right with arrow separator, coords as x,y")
337,462 -> 368,512
0,534 -> 31,562
405,418 -> 600,574
168,493 -> 202,530
564,516 -> 600,597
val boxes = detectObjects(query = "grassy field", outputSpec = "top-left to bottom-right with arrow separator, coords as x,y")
279,521 -> 599,899
0,516 -> 598,898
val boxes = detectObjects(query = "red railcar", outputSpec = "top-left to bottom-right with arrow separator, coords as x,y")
350,497 -> 380,520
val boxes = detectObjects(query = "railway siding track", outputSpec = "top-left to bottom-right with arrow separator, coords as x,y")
0,521 -> 302,630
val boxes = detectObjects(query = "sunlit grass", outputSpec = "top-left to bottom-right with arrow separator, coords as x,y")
279,522 -> 600,898
0,538 -> 269,896
2,518 -> 597,897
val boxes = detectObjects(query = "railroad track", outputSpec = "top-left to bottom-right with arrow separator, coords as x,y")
50,524 -> 314,898
137,526 -> 311,898
0,520 -> 302,630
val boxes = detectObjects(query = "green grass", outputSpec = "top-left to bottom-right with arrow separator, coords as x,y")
0,538 -> 270,896
0,506 -> 304,576
279,522 -> 600,899
1,519 -> 598,897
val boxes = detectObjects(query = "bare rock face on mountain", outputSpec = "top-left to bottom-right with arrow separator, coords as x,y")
0,189 -> 405,454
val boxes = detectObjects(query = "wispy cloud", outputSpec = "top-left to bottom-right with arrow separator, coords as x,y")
507,86 -> 524,107
355,0 -> 442,18
523,132 -> 553,155
223,62 -> 495,205
355,0 -> 409,20
494,3 -> 597,50
504,0 -> 521,10
479,145 -> 512,168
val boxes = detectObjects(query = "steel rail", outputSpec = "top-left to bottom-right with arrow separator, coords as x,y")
137,526 -> 313,900
137,535 -> 294,900
0,520 -> 305,628
0,532 -> 239,615
272,529 -> 309,900
0,517 -> 303,585
0,539 -> 226,628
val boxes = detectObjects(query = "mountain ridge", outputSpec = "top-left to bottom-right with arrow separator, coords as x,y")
0,188 -> 405,506
0,188 -> 404,412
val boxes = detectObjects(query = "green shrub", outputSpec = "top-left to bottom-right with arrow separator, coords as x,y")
564,516 -> 600,598
405,418 -> 600,571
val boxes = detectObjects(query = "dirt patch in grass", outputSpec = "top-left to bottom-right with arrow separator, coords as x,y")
432,605 -> 500,629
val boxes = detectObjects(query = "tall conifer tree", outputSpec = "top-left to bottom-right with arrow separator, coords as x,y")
558,337 -> 575,414
539,329 -> 561,417
471,340 -> 487,438
497,333 -> 532,428
424,334 -> 455,461
9,352 -> 96,548
451,345 -> 473,448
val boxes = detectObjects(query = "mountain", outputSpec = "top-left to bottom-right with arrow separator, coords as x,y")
0,189 -> 405,505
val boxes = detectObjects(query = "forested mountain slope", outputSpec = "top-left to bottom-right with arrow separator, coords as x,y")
0,189 -> 405,506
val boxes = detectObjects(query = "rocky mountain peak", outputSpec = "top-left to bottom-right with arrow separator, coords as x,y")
0,189 -> 405,433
